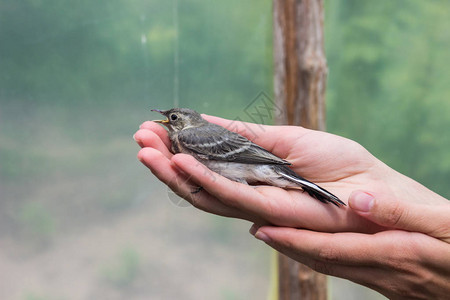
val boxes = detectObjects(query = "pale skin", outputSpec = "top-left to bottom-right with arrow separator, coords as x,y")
134,115 -> 450,300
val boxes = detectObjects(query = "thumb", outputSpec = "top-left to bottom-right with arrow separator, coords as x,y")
349,190 -> 450,242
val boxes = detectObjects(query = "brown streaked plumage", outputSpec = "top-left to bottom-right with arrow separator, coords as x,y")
152,108 -> 345,207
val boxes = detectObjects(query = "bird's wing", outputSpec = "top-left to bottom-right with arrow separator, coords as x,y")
178,124 -> 291,165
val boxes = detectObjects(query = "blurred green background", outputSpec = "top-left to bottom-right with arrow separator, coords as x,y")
0,0 -> 448,299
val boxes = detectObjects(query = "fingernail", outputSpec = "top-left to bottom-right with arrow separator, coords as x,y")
249,224 -> 258,236
255,230 -> 271,243
350,191 -> 374,212
133,133 -> 138,141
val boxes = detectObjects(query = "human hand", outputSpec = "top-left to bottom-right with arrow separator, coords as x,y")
134,115 -> 447,233
251,190 -> 450,299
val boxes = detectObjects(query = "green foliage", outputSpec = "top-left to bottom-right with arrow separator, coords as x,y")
209,216 -> 236,244
18,202 -> 56,242
0,0 -> 272,112
23,294 -> 50,300
325,0 -> 450,197
100,247 -> 142,287
22,293 -> 64,300
220,288 -> 244,300
0,0 -> 273,187
99,184 -> 138,211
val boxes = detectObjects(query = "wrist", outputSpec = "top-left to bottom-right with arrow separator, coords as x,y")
387,166 -> 448,206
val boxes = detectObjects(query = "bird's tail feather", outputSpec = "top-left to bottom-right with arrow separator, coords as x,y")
278,168 -> 346,207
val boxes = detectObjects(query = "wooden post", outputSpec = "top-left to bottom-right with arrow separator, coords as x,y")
273,0 -> 328,299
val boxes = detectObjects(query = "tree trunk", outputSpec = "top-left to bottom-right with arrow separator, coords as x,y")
273,0 -> 328,299
273,0 -> 327,130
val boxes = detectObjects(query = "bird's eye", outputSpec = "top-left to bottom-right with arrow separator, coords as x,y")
170,114 -> 178,121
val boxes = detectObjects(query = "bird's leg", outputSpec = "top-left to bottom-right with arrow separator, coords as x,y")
191,186 -> 203,194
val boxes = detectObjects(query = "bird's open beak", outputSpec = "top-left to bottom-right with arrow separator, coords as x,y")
151,109 -> 169,124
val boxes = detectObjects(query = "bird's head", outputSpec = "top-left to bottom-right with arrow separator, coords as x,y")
151,108 -> 207,132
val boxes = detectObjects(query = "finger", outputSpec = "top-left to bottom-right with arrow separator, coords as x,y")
349,190 -> 450,242
139,121 -> 171,149
134,129 -> 173,158
256,226 -> 450,299
252,226 -> 392,289
171,153 -> 309,224
171,153 -> 358,231
170,153 -> 264,211
255,226 -> 382,266
171,154 -> 375,232
137,148 -> 248,219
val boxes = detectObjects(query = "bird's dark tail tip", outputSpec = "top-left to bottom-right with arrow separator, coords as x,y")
277,167 -> 346,207
304,187 -> 346,207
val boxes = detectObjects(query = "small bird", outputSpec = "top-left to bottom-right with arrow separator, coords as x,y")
152,108 -> 345,207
